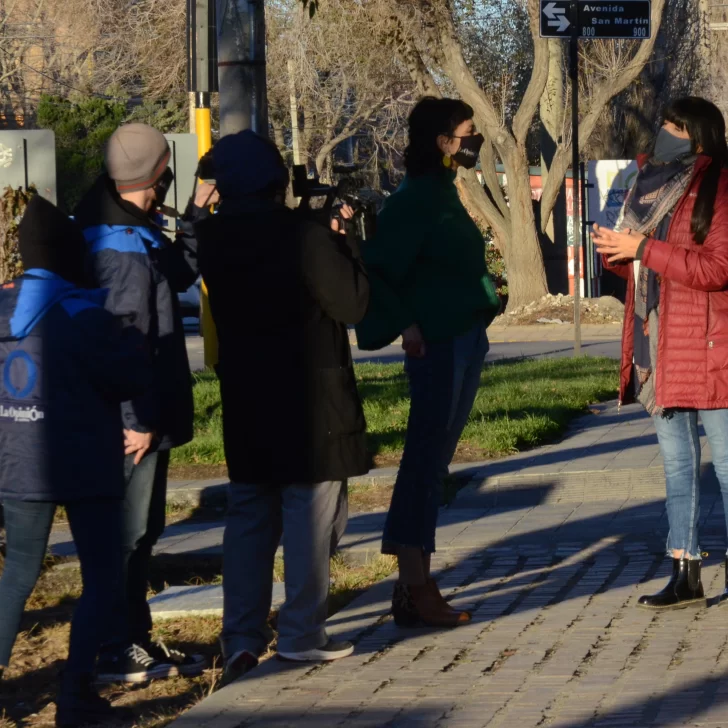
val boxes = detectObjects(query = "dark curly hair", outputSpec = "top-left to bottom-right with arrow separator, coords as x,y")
404,96 -> 475,177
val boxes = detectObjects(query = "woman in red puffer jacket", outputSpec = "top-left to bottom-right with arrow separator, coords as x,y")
594,97 -> 728,611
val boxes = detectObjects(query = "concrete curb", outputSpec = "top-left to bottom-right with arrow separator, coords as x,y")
347,323 -> 623,347
454,467 -> 668,507
166,472 -> 400,509
167,465 -> 673,512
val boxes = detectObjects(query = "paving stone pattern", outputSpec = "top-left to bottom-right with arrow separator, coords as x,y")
170,491 -> 728,728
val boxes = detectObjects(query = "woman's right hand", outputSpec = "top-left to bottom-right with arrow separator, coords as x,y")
402,324 -> 426,358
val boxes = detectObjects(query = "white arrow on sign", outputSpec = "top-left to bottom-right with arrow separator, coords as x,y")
543,2 -> 571,32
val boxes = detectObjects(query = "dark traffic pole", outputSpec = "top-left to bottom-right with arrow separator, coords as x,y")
569,0 -> 581,355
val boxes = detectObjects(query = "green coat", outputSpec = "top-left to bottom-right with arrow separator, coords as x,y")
356,170 -> 501,351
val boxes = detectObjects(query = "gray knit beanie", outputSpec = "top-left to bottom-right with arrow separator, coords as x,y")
105,123 -> 171,193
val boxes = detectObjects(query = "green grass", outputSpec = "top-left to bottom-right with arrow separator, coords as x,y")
170,357 -> 620,469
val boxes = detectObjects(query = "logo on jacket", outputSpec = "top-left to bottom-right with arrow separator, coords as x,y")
0,405 -> 44,423
3,350 -> 38,399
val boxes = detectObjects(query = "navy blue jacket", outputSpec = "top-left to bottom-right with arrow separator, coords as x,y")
75,176 -> 206,451
0,270 -> 152,502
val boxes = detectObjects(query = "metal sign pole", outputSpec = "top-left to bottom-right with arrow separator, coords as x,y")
540,0 -> 651,353
570,0 -> 581,356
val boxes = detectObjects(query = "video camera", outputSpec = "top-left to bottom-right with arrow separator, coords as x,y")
291,164 -> 385,242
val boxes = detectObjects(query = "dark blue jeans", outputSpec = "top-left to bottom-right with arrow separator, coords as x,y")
0,499 -> 126,674
119,449 -> 169,648
383,322 -> 489,555
653,409 -> 728,558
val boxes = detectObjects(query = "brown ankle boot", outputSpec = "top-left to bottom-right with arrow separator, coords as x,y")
426,578 -> 469,616
392,582 -> 471,628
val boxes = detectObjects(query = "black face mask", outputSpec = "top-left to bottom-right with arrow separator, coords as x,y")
452,133 -> 485,170
154,167 -> 175,207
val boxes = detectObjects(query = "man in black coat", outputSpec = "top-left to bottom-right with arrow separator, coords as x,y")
195,130 -> 370,683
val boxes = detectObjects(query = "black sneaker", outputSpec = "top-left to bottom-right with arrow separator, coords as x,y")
96,644 -> 178,684
277,640 -> 354,663
220,650 -> 259,688
146,640 -> 206,677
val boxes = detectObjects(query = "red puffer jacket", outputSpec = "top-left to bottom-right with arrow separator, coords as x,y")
607,155 -> 728,410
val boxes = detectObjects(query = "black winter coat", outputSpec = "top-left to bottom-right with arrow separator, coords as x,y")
74,176 -> 206,450
196,202 -> 371,485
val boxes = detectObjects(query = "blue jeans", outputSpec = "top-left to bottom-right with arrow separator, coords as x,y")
0,499 -> 127,674
383,322 -> 489,555
653,409 -> 728,558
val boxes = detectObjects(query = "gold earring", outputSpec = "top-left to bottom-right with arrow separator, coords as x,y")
443,154 -> 452,168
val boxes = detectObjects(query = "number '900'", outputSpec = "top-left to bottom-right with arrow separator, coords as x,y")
633,28 -> 647,37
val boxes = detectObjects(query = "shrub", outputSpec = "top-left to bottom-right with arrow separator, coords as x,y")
36,95 -> 127,212
0,185 -> 36,283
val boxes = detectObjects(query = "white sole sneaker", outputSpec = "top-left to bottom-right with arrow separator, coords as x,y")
96,662 -> 179,684
277,642 -> 354,662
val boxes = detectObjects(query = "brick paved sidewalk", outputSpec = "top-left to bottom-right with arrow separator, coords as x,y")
162,403 -> 728,728
169,491 -> 728,728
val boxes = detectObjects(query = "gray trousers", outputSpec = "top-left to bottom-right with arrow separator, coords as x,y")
221,480 -> 348,658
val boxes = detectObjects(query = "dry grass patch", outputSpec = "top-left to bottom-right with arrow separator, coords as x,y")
0,551 -> 395,727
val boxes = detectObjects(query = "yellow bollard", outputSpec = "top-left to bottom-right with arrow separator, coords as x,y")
194,102 -> 219,370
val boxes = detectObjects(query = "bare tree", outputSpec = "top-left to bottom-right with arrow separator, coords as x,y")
385,0 -> 667,309
267,0 -> 415,180
0,0 -> 99,126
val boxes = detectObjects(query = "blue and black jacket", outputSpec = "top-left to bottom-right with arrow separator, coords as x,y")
75,175 -> 207,451
0,270 -> 152,502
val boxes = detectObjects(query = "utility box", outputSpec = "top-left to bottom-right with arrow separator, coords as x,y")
163,133 -> 200,233
0,130 -> 57,204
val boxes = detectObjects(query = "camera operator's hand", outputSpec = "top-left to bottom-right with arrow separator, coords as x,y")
331,204 -> 355,235
402,324 -> 426,358
195,182 -> 220,209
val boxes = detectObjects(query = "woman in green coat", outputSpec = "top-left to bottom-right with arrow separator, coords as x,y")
357,97 -> 501,628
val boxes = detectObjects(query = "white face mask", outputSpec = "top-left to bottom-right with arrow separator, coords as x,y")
653,127 -> 693,163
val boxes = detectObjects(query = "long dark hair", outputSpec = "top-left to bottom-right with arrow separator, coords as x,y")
663,97 -> 728,244
404,96 -> 474,177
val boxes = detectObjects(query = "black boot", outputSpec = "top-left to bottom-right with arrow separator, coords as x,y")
717,557 -> 728,605
55,672 -> 134,728
638,558 -> 705,610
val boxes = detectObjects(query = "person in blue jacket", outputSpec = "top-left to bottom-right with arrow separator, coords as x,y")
0,195 -> 152,727
73,123 -> 218,682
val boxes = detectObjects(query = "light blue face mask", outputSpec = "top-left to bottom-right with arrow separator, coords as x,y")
653,127 -> 694,163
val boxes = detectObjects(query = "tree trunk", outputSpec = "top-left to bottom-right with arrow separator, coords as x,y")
271,120 -> 286,155
501,151 -> 548,309
539,39 -> 568,294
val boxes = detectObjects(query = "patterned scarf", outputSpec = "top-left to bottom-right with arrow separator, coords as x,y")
616,155 -> 696,416
618,156 -> 696,240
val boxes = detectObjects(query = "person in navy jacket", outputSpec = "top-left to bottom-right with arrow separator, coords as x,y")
73,123 -> 217,681
0,195 -> 152,727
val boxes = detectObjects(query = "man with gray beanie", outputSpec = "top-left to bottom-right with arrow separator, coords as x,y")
74,123 -> 218,683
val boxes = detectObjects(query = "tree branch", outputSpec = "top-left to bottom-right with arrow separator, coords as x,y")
314,97 -> 387,174
433,2 -> 513,152
390,9 -> 440,97
513,0 -> 550,145
540,0 -> 667,229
